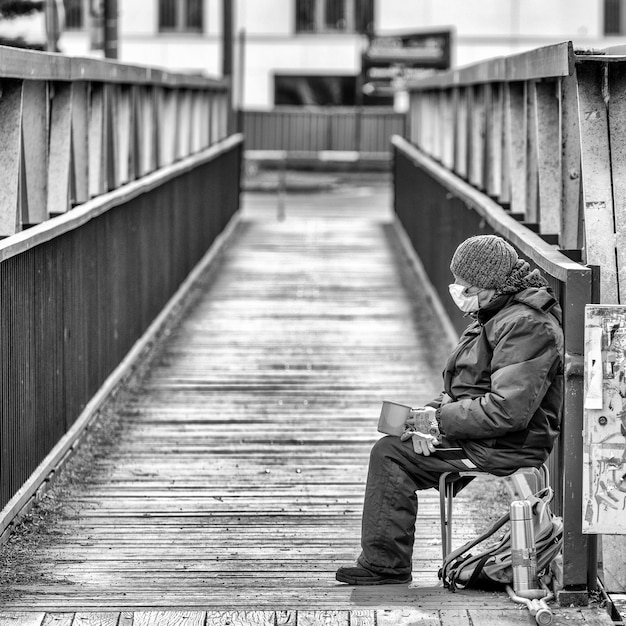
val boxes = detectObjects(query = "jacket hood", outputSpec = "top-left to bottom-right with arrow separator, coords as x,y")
513,287 -> 562,324
478,286 -> 562,325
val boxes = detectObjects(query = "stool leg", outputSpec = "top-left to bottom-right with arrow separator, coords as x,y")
446,481 -> 454,557
439,473 -> 449,561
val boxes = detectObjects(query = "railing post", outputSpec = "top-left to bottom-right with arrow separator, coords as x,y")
559,265 -> 594,602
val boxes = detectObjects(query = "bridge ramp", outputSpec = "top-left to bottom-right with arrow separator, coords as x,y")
0,173 -> 612,624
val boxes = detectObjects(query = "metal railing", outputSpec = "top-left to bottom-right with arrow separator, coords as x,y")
0,45 -> 241,524
242,106 -> 406,156
393,40 -> 616,596
405,40 -> 626,306
0,45 -> 230,238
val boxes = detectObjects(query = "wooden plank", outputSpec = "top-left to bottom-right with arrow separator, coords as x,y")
296,612 -> 348,626
468,85 -> 486,189
486,82 -> 503,199
21,80 -> 48,224
560,71 -> 583,249
454,87 -> 468,179
72,613 -> 119,626
42,615 -> 74,626
0,614 -> 46,626
439,610 -> 470,626
71,81 -> 90,205
504,82 -> 527,217
466,610 -> 529,625
535,79 -> 562,236
47,82 -> 73,215
609,62 -> 626,303
115,85 -> 133,185
275,611 -> 297,626
577,61 -> 619,303
525,81 -> 539,224
348,610 -> 375,626
88,82 -> 106,198
157,88 -> 177,167
441,91 -> 455,170
377,609 -> 440,626
134,612 -> 205,626
204,612 -> 274,626
0,80 -> 23,236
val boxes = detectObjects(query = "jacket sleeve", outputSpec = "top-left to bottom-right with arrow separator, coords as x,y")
438,313 -> 561,440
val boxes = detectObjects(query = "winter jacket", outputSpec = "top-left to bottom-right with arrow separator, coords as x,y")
430,286 -> 564,475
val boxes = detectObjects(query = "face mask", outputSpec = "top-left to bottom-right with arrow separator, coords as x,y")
448,283 -> 480,313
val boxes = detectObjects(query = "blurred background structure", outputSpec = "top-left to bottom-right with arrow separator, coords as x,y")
0,0 -> 625,108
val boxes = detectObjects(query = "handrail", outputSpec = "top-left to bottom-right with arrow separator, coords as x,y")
0,44 -> 227,88
391,136 -> 584,282
406,41 -> 573,89
0,134 -> 243,263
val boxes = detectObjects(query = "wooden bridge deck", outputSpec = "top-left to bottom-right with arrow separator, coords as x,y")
0,174 -> 613,625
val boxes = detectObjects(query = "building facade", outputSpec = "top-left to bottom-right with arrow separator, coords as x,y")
2,0 -> 626,109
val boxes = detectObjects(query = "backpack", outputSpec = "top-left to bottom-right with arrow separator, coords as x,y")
439,487 -> 563,591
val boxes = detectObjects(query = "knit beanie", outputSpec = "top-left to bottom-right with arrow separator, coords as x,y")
450,235 -> 518,289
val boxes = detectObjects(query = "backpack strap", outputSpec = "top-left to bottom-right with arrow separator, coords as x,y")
441,510 -> 510,581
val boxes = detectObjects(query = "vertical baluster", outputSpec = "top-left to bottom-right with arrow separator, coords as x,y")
505,81 -> 527,217
47,82 -> 73,215
22,81 -> 48,224
0,80 -> 23,236
536,79 -> 562,238
577,61 -> 619,303
561,72 -> 582,250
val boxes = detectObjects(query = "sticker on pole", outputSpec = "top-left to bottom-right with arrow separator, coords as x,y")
583,305 -> 626,534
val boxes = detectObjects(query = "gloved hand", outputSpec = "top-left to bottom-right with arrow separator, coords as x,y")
403,406 -> 439,438
409,432 -> 440,456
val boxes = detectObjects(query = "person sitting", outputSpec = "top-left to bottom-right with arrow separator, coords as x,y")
335,234 -> 564,585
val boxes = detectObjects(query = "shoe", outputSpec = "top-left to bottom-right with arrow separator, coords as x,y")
335,564 -> 412,585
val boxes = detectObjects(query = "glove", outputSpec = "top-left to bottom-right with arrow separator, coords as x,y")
408,432 -> 440,456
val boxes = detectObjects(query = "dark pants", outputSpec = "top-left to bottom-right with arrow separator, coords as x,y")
357,435 -> 475,576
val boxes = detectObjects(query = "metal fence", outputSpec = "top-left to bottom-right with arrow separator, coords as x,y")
0,45 -> 230,238
242,106 -> 406,155
404,40 -> 626,306
0,45 -> 240,521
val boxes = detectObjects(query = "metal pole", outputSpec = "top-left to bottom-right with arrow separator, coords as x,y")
222,0 -> 234,133
104,0 -> 118,59
45,0 -> 59,52
236,28 -> 246,133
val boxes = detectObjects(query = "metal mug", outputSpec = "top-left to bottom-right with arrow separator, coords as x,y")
378,400 -> 412,436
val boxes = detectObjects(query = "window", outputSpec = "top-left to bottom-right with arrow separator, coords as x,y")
159,0 -> 204,33
296,0 -> 374,34
64,0 -> 86,30
605,0 -> 626,34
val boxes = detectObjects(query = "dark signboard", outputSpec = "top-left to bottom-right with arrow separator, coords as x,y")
361,30 -> 452,97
